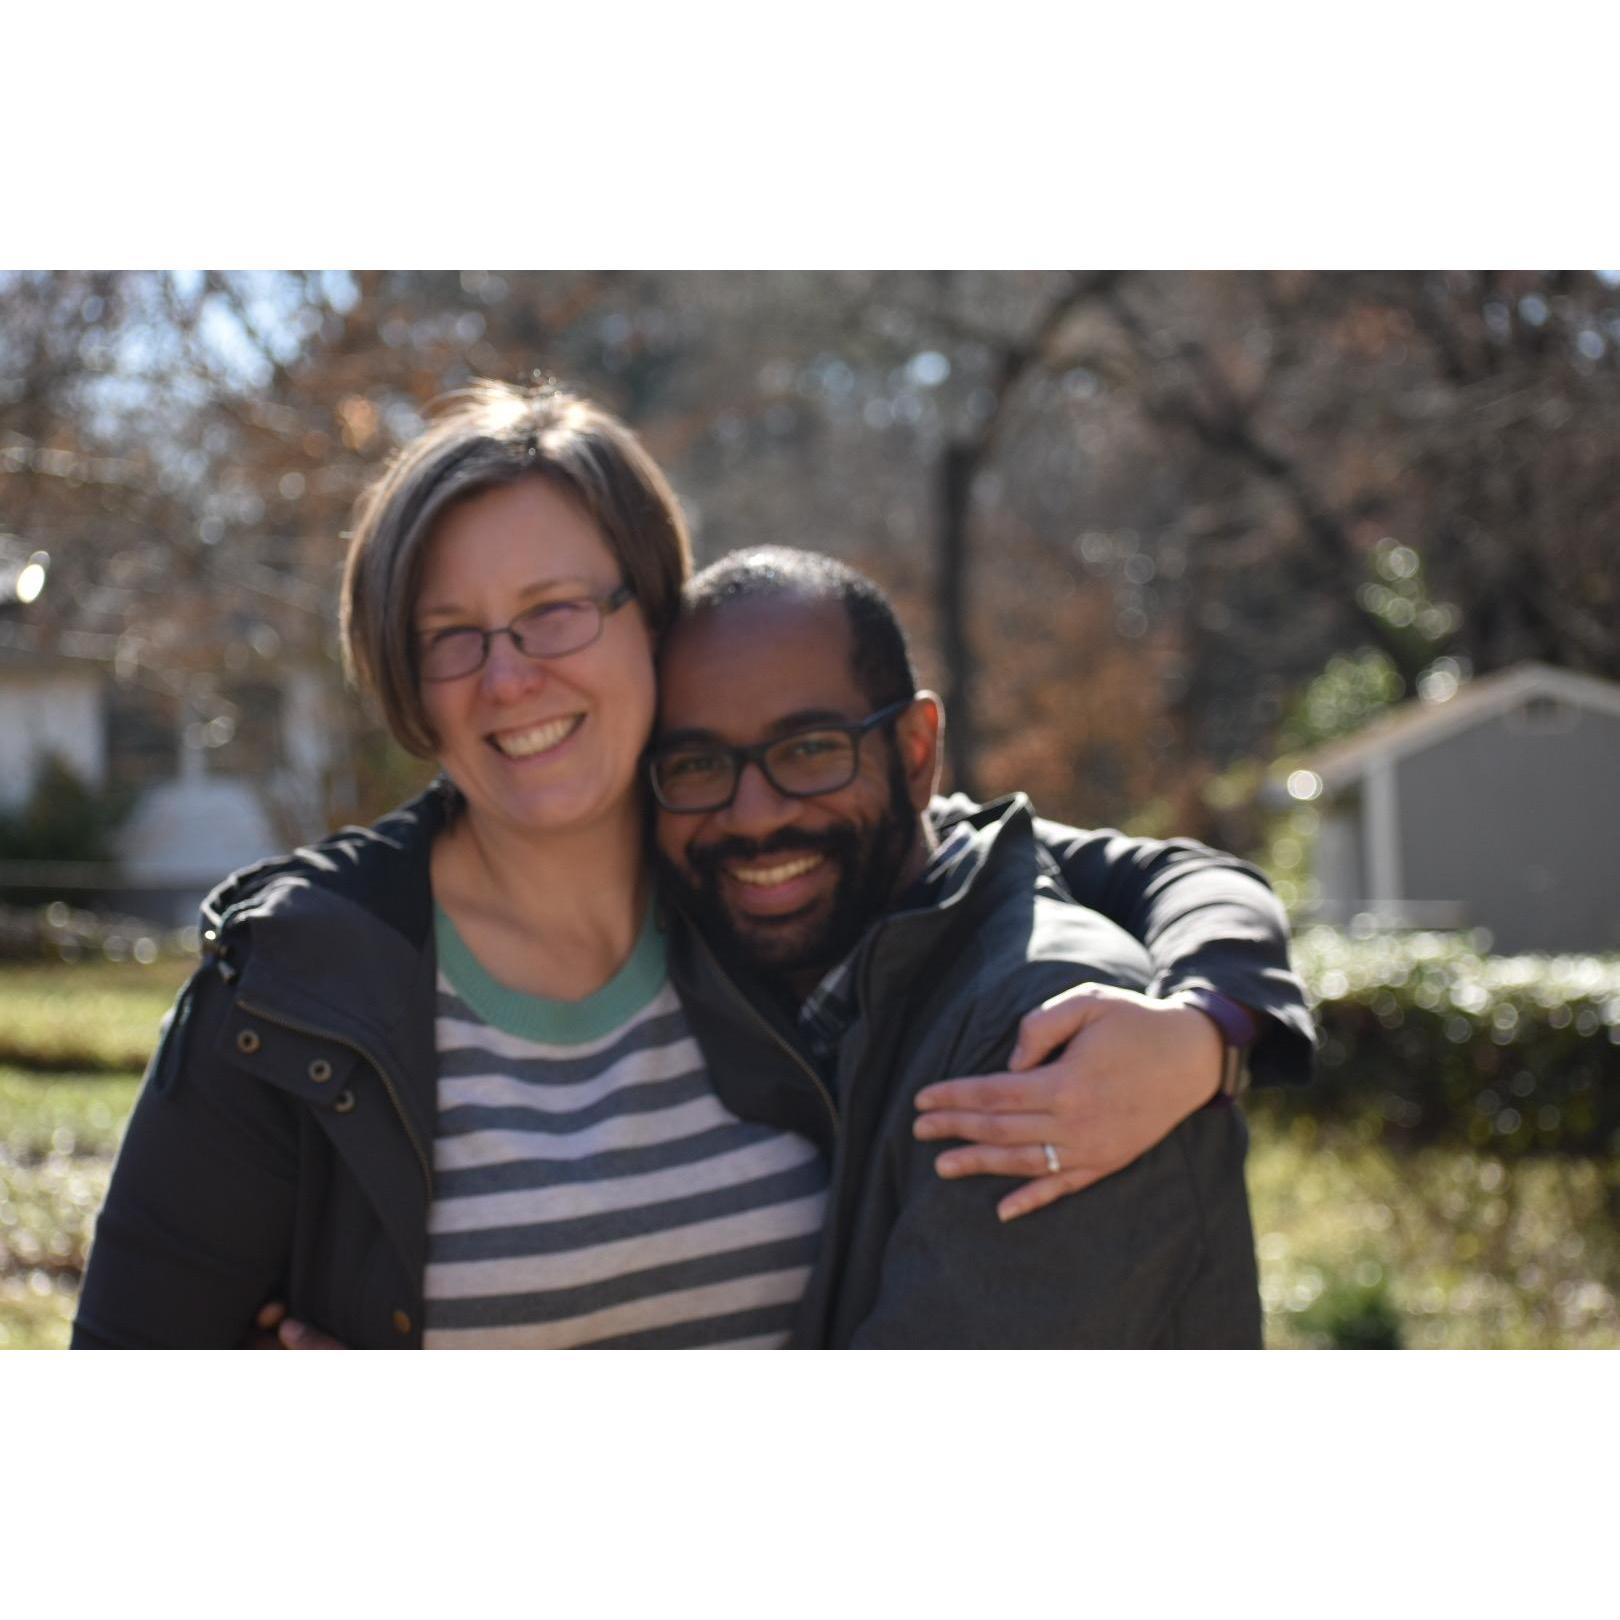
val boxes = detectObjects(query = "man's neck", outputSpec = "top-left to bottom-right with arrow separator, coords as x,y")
894,811 -> 937,897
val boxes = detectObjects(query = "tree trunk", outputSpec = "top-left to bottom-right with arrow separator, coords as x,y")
937,440 -> 978,798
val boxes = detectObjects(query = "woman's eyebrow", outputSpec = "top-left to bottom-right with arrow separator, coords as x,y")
415,577 -> 594,621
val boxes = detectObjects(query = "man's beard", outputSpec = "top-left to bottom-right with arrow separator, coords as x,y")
657,751 -> 917,993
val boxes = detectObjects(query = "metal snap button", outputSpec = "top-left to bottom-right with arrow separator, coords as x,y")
235,1028 -> 262,1055
308,1058 -> 334,1084
392,1309 -> 412,1335
333,1088 -> 356,1114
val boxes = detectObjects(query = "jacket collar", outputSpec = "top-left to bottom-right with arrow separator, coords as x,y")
203,777 -> 457,950
903,790 -> 1072,916
203,780 -> 456,1173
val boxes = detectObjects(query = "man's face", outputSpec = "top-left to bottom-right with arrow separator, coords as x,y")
653,594 -> 935,996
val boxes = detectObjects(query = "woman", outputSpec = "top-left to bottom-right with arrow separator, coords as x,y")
77,380 -> 824,1347
73,380 -> 1304,1348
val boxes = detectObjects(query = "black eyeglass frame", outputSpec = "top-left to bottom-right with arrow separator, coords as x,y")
416,582 -> 635,682
647,695 -> 916,814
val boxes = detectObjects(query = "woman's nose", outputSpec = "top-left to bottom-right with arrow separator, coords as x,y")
479,631 -> 547,700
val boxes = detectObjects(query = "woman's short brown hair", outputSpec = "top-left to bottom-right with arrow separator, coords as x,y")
340,379 -> 692,757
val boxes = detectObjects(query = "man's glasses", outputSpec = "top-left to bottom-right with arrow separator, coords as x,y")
648,697 -> 914,814
416,583 -> 634,682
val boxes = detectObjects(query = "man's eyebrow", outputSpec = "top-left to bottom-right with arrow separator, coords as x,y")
767,708 -> 852,734
652,725 -> 725,750
655,708 -> 855,747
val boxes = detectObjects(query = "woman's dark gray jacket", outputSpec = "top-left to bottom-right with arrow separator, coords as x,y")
71,785 -> 1313,1349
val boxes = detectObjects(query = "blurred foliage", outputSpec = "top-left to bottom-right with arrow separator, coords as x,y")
1252,1117 -> 1620,1349
1254,560 -> 1472,899
0,1069 -> 139,1349
1259,929 -> 1620,1157
1260,798 -> 1322,917
7,269 -> 1620,842
0,1066 -> 139,1158
1278,648 -> 1406,754
1293,1268 -> 1404,1349
1244,648 -> 1409,902
0,896 -> 198,965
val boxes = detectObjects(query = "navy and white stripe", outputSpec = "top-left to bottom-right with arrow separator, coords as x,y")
423,913 -> 828,1349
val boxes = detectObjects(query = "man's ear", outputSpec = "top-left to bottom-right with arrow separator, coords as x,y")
896,691 -> 944,811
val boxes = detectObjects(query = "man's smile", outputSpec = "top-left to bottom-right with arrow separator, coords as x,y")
719,851 -> 834,916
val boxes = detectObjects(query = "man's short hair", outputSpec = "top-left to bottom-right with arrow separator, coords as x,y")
680,546 -> 918,709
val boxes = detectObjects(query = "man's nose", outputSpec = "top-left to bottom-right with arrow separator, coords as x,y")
717,757 -> 801,839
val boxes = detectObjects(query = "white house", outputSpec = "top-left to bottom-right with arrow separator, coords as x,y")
0,642 -> 341,924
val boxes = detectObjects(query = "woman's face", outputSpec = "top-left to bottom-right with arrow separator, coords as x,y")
414,476 -> 657,842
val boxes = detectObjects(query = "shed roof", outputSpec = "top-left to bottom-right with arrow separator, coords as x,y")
1291,662 -> 1620,793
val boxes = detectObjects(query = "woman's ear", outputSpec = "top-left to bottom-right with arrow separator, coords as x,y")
897,692 -> 944,811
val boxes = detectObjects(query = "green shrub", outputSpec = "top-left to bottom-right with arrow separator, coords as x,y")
1256,928 -> 1620,1158
1292,1266 -> 1404,1349
0,753 -> 131,867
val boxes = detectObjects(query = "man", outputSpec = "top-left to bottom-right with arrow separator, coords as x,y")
646,547 -> 1303,1346
255,547 -> 1312,1348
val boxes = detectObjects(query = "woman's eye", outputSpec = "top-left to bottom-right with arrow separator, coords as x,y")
516,600 -> 591,630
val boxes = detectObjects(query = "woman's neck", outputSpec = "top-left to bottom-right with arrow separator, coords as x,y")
430,798 -> 650,1002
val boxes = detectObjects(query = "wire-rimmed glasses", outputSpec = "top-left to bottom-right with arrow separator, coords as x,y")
416,583 -> 634,682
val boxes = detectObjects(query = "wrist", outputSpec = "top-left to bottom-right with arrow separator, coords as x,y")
1170,990 -> 1254,1102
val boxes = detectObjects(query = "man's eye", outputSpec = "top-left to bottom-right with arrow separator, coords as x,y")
780,733 -> 843,761
662,752 -> 728,780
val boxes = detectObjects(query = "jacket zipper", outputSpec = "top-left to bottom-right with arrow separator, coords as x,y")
687,930 -> 839,1135
233,995 -> 433,1194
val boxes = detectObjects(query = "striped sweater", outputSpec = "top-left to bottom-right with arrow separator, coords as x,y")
422,906 -> 829,1348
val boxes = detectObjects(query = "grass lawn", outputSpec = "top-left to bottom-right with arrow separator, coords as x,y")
0,958 -> 190,1073
0,1068 -> 141,1348
1,958 -> 1616,1349
1247,1110 -> 1620,1348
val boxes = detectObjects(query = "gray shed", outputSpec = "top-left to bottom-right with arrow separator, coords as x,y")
1279,663 -> 1620,954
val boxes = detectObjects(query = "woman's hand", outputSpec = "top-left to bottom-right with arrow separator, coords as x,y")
913,984 -> 1225,1223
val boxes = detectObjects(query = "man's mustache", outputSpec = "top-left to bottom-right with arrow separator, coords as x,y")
685,826 -> 858,881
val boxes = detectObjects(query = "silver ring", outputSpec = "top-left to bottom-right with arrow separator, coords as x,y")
1042,1142 -> 1061,1175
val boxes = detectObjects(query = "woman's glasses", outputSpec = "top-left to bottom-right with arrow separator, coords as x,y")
416,583 -> 634,681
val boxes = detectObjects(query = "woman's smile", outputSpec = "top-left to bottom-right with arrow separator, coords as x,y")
489,713 -> 586,760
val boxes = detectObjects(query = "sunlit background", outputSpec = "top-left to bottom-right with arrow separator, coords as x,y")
2,269 -> 1617,1346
